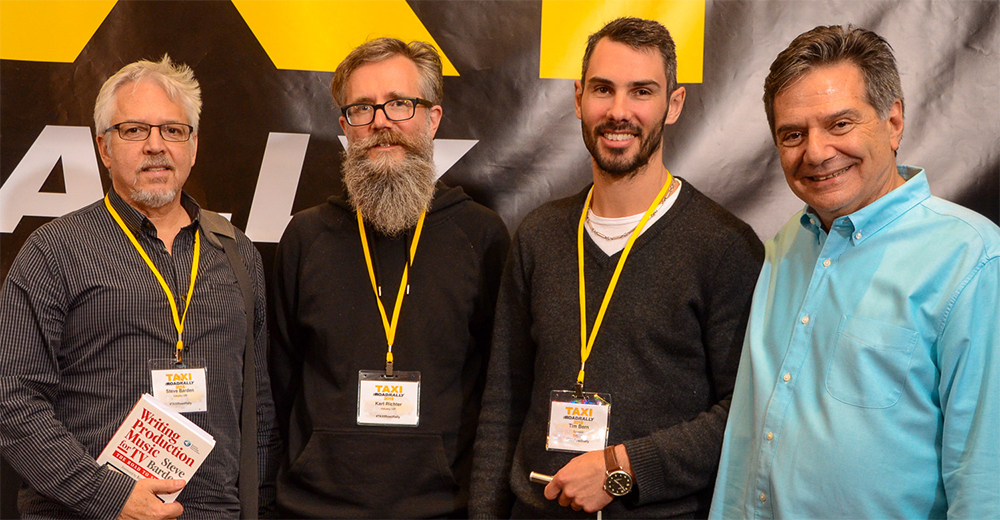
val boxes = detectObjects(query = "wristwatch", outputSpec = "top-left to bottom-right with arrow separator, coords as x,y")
603,445 -> 633,497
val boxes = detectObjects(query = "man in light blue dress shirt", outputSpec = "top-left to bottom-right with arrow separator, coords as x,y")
710,25 -> 999,519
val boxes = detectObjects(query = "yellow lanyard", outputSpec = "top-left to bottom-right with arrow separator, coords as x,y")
575,172 -> 674,393
105,194 -> 200,363
357,209 -> 426,375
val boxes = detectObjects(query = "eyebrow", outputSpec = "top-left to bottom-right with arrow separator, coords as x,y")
349,91 -> 413,104
586,76 -> 661,89
775,108 -> 863,136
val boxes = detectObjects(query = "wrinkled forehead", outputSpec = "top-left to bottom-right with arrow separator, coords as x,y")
344,56 -> 424,104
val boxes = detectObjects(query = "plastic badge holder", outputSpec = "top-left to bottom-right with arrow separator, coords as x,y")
546,389 -> 611,453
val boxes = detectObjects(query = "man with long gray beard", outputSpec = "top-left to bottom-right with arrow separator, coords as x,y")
269,37 -> 510,518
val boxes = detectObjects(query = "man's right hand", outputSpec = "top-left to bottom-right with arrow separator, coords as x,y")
117,479 -> 185,520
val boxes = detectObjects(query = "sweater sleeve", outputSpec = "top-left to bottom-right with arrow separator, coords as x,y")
0,235 -> 136,519
268,218 -> 306,447
622,226 -> 764,507
468,228 -> 536,518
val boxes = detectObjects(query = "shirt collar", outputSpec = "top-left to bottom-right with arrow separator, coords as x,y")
799,165 -> 929,245
107,188 -> 202,236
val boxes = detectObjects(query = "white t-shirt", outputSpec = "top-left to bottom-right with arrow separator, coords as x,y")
585,179 -> 683,256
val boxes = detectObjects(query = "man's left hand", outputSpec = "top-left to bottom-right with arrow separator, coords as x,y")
543,449 -> 613,513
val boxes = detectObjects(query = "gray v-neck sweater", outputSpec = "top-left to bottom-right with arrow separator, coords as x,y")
471,180 -> 763,518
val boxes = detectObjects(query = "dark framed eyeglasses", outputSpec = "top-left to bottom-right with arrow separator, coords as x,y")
341,98 -> 434,126
106,122 -> 194,142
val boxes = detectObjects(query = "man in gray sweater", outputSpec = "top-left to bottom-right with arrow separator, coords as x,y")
470,18 -> 763,518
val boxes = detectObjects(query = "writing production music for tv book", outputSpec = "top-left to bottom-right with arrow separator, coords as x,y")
95,393 -> 215,502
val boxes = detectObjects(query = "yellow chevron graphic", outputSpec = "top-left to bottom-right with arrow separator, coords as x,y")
0,0 -> 117,62
540,0 -> 704,83
232,0 -> 458,75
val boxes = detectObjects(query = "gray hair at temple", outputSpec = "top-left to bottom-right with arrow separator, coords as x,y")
331,37 -> 444,107
581,17 -> 678,95
93,54 -> 202,141
763,24 -> 904,140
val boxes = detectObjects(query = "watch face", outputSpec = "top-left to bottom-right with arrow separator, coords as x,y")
605,470 -> 633,496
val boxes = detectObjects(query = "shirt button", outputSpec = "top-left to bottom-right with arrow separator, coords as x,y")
783,373 -> 791,382
766,432 -> 774,440
823,259 -> 831,268
760,493 -> 767,503
855,232 -> 863,240
801,315 -> 810,324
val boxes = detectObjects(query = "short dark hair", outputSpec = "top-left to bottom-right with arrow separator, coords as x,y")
581,17 -> 678,94
763,24 -> 904,139
331,37 -> 444,106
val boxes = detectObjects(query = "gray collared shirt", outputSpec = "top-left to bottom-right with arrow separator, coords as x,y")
0,189 -> 278,519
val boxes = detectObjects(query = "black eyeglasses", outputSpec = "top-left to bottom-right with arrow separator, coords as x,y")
341,98 -> 434,126
106,122 -> 194,142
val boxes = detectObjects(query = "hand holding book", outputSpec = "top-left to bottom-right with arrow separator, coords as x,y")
117,479 -> 185,520
97,394 -> 215,504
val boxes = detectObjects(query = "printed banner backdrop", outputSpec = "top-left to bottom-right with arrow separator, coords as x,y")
1,0 -> 998,516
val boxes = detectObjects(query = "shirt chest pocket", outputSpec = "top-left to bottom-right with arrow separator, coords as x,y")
825,315 -> 919,408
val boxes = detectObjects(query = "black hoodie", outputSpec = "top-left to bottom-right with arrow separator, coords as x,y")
270,183 -> 510,518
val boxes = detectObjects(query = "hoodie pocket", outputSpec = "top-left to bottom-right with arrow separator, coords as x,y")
825,315 -> 918,408
285,428 -> 457,507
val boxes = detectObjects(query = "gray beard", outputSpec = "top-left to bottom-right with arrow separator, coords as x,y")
131,185 -> 178,208
342,128 -> 437,237
129,155 -> 178,208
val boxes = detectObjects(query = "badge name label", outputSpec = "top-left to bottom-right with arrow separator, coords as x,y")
149,360 -> 208,413
357,370 -> 421,427
547,390 -> 611,453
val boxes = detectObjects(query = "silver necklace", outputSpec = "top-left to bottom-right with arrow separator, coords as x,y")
586,178 -> 678,241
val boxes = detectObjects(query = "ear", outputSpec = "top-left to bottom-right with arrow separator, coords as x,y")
339,115 -> 349,137
96,132 -> 112,169
189,133 -> 198,167
887,99 -> 904,152
574,80 -> 583,120
664,86 -> 686,125
427,104 -> 443,138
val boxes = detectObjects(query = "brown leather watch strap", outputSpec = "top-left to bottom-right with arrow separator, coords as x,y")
604,445 -> 621,472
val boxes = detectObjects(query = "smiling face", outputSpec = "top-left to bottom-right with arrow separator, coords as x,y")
338,55 -> 442,163
96,80 -> 197,213
773,61 -> 904,228
575,38 -> 685,178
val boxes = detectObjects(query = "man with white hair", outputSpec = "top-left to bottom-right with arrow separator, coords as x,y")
0,55 -> 279,519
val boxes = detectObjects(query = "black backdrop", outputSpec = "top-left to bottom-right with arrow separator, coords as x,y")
2,1 -> 998,516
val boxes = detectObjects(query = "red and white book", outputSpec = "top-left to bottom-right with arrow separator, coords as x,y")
96,393 -> 215,502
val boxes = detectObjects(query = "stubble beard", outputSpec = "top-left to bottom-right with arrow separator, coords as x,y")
582,115 -> 666,179
342,126 -> 437,237
128,155 -> 179,209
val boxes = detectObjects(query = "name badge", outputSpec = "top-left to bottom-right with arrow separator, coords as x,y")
148,358 -> 208,413
357,370 -> 421,427
546,389 -> 611,453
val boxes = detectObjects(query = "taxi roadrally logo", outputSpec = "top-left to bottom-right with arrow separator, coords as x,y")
563,406 -> 595,433
374,384 -> 404,419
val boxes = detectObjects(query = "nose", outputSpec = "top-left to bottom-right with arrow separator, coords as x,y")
802,132 -> 835,165
142,126 -> 167,154
606,92 -> 631,122
370,106 -> 393,130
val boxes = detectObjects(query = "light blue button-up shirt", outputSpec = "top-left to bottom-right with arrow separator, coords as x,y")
710,167 -> 1000,519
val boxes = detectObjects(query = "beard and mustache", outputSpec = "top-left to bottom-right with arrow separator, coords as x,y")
342,125 -> 437,237
129,156 -> 180,209
582,114 -> 667,179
